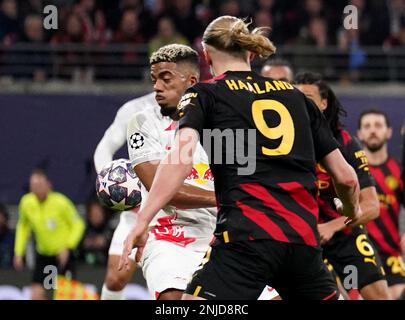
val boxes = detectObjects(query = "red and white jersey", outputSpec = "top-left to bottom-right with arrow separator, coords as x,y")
94,92 -> 157,173
127,104 -> 216,251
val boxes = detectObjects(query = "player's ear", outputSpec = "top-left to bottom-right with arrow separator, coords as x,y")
320,98 -> 328,111
189,74 -> 198,86
387,127 -> 393,139
357,129 -> 363,141
203,47 -> 212,66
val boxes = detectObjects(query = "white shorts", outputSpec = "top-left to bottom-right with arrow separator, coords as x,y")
140,239 -> 207,299
108,210 -> 138,260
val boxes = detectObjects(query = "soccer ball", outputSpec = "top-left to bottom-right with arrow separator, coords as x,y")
96,159 -> 142,211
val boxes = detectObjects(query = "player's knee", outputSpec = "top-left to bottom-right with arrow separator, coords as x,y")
105,271 -> 127,291
361,280 -> 390,300
31,284 -> 47,300
388,284 -> 405,300
399,288 -> 405,300
158,289 -> 183,300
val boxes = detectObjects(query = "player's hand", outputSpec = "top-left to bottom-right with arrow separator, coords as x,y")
57,249 -> 70,269
318,222 -> 336,245
333,198 -> 361,224
13,256 -> 24,271
118,220 -> 149,271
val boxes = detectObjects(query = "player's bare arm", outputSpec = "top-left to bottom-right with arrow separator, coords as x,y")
318,186 -> 379,243
119,128 -> 199,270
320,149 -> 362,220
134,161 -> 216,209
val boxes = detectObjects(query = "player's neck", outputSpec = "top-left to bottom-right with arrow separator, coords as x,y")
364,145 -> 389,166
211,60 -> 251,77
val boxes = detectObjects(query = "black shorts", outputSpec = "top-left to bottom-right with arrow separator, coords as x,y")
322,226 -> 385,290
379,255 -> 405,286
185,239 -> 339,300
32,252 -> 75,285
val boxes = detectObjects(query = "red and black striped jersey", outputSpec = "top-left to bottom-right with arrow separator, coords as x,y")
366,157 -> 404,257
316,129 -> 375,228
177,71 -> 339,248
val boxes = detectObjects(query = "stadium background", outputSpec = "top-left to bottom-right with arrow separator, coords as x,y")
0,0 -> 404,299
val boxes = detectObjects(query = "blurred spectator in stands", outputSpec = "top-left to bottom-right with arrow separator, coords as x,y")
149,0 -> 166,19
338,27 -> 366,82
106,0 -> 153,41
79,199 -> 113,266
350,0 -> 390,46
253,8 -> 282,44
255,0 -> 277,12
0,203 -> 14,269
73,0 -> 109,44
18,0 -> 43,18
285,0 -> 325,43
220,0 -> 242,16
18,14 -> 48,82
298,17 -> 329,48
52,11 -> 94,83
168,0 -> 203,44
195,0 -> 214,27
149,16 -> 188,56
254,0 -> 282,36
296,17 -> 331,77
253,9 -> 273,37
385,14 -> 405,48
0,0 -> 19,45
21,14 -> 44,43
277,1 -> 301,44
112,9 -> 144,44
52,11 -> 89,43
14,168 -> 85,300
387,0 -> 405,37
112,9 -> 145,66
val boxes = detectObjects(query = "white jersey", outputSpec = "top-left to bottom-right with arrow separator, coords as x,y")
127,104 -> 217,252
94,93 -> 157,260
94,93 -> 157,173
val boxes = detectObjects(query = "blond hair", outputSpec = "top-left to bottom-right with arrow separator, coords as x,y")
150,44 -> 199,67
202,16 -> 276,59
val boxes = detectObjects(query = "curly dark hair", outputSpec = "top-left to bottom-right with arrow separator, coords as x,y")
294,71 -> 347,138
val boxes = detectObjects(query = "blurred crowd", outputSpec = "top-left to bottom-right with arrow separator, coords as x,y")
1,0 -> 405,82
1,0 -> 405,50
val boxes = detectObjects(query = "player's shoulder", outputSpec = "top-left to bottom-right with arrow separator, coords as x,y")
127,105 -> 159,133
387,156 -> 401,168
19,193 -> 36,206
118,92 -> 158,114
338,128 -> 353,145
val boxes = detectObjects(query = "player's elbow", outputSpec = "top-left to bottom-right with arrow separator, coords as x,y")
335,166 -> 358,190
